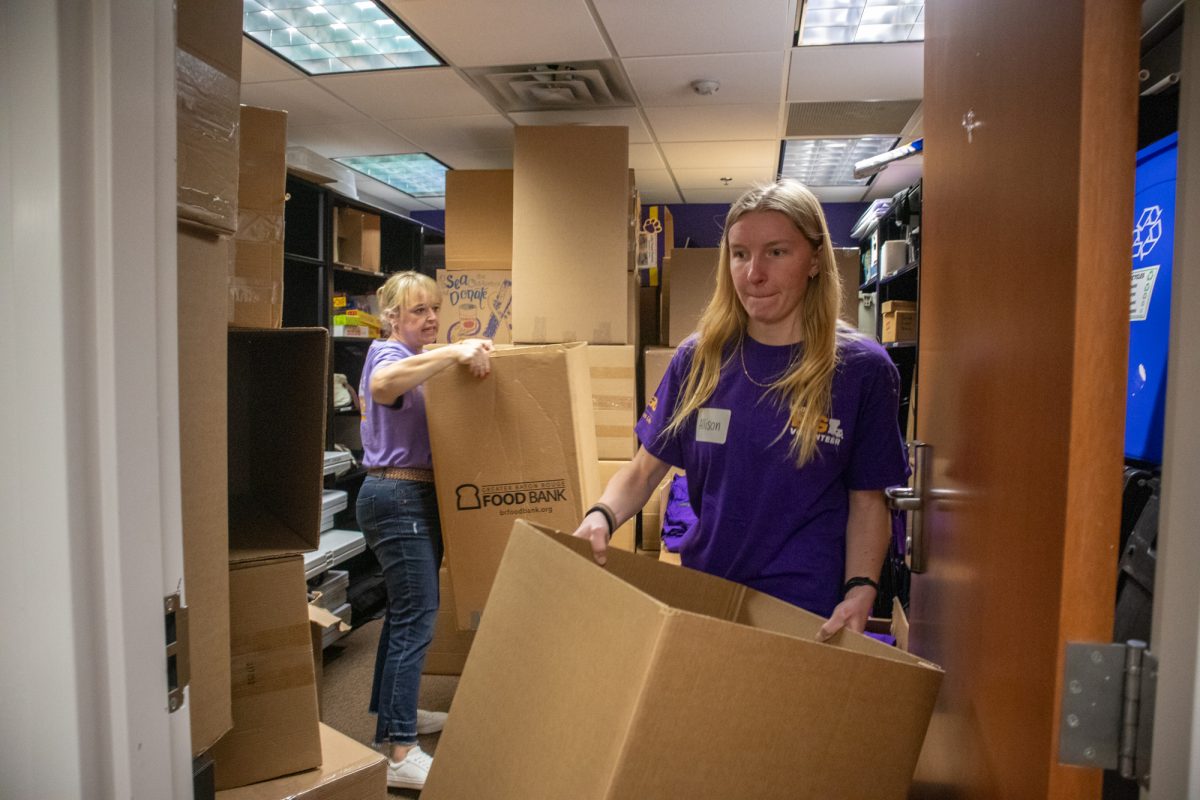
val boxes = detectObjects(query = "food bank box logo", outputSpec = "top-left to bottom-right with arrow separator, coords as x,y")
455,479 -> 570,516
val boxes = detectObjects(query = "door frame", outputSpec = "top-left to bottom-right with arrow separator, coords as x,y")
1,1 -> 190,797
1149,0 -> 1200,795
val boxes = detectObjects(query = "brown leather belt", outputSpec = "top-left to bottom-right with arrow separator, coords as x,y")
367,466 -> 434,482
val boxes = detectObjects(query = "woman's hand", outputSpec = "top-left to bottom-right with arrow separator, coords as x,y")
456,338 -> 494,378
571,510 -> 612,566
816,585 -> 876,642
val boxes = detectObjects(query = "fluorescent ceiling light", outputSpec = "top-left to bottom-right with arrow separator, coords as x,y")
779,137 -> 899,186
796,0 -> 924,46
334,153 -> 450,197
243,0 -> 441,75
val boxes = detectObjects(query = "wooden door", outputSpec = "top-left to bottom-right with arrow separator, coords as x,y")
909,2 -> 1139,797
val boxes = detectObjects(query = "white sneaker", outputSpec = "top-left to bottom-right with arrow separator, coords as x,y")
416,709 -> 448,735
387,746 -> 433,790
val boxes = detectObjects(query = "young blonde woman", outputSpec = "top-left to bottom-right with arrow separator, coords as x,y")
573,179 -> 907,639
356,271 -> 492,789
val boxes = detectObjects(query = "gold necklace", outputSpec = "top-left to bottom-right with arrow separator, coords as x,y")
739,336 -> 784,388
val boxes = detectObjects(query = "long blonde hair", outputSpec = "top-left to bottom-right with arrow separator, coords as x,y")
663,179 -> 857,467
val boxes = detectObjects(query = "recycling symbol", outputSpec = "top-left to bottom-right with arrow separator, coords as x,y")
1132,205 -> 1163,261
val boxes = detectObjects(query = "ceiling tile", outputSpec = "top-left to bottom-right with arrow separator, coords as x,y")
241,38 -> 304,84
679,187 -> 754,204
382,114 -> 515,154
645,104 -> 782,143
629,143 -> 666,171
672,166 -> 776,191
286,123 -> 421,158
788,42 -> 923,103
593,0 -> 793,57
622,52 -> 786,107
506,108 -> 653,143
240,80 -> 370,127
660,140 -> 778,171
386,0 -> 610,68
434,149 -> 515,170
632,169 -> 683,204
316,68 -> 496,120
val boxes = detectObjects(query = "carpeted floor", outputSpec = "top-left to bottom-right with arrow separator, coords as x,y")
318,617 -> 460,797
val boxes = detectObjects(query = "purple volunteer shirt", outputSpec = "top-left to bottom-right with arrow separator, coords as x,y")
636,332 -> 908,616
359,340 -> 433,470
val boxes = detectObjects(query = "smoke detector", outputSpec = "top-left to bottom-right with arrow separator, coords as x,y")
691,79 -> 721,96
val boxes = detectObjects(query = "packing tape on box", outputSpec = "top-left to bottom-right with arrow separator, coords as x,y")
590,366 -> 636,381
237,210 -> 285,242
175,49 -> 239,231
228,276 -> 281,309
592,394 -> 636,411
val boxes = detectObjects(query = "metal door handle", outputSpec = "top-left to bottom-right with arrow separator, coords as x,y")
886,441 -> 930,573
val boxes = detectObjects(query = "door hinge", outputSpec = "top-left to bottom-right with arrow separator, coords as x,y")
165,592 -> 190,713
1059,640 -> 1155,788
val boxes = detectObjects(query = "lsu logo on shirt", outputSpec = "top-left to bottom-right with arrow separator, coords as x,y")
789,413 -> 844,447
641,393 -> 658,424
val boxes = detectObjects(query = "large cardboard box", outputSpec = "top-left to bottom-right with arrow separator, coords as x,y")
230,105 -> 288,328
661,247 -> 719,346
178,224 -> 233,755
512,126 -> 630,344
423,567 -> 476,675
424,522 -> 943,800
641,346 -> 676,410
210,555 -> 322,790
228,328 -> 328,559
175,0 -> 242,234
586,345 -> 637,460
445,170 -> 513,269
333,207 -> 381,272
425,343 -> 601,629
215,723 -> 385,800
435,269 -> 513,343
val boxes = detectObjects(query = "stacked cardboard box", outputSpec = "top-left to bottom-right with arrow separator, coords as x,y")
215,724 -> 386,800
333,207 -> 382,272
229,106 -> 288,328
881,299 -> 918,343
661,247 -> 719,347
435,269 -> 513,344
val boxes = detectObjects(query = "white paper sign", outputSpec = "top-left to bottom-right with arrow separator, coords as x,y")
1130,265 -> 1159,322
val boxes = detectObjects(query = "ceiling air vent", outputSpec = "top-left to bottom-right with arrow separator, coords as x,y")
465,61 -> 634,113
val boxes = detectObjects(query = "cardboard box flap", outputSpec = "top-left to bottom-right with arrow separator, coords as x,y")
423,520 -> 943,800
228,328 -> 328,561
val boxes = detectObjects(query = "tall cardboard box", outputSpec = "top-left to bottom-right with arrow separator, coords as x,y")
423,522 -> 943,800
512,125 -> 630,344
215,724 -> 386,799
210,555 -> 322,790
586,345 -> 637,460
641,346 -> 677,411
445,170 -> 513,269
178,224 -> 233,755
833,247 -> 861,325
230,105 -> 288,328
435,269 -> 513,343
661,247 -> 719,346
425,343 -> 601,629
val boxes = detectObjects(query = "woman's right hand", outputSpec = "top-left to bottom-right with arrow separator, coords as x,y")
456,338 -> 494,378
571,511 -> 611,566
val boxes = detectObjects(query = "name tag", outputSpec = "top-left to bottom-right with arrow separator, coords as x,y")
696,408 -> 731,444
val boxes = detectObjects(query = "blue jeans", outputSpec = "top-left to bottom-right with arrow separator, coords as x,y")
356,476 -> 443,745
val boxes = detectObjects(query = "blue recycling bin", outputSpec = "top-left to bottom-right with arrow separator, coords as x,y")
1125,133 -> 1177,465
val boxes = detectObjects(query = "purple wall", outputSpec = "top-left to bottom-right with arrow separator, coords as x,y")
411,201 -> 868,249
654,202 -> 867,250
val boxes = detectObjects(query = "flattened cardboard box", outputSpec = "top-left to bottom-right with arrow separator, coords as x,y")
435,269 -> 513,343
423,521 -> 942,800
230,105 -> 288,328
178,224 -> 232,756
215,723 -> 385,800
425,343 -> 601,629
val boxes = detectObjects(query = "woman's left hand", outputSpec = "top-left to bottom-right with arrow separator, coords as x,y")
816,586 -> 876,642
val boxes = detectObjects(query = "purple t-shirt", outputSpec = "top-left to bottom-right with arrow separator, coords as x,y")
359,340 -> 433,470
636,332 -> 908,616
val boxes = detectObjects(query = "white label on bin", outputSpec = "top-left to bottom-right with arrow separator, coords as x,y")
1130,265 -> 1159,322
696,408 -> 731,444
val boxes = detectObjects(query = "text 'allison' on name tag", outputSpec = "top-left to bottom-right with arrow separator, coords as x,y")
696,408 -> 731,444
